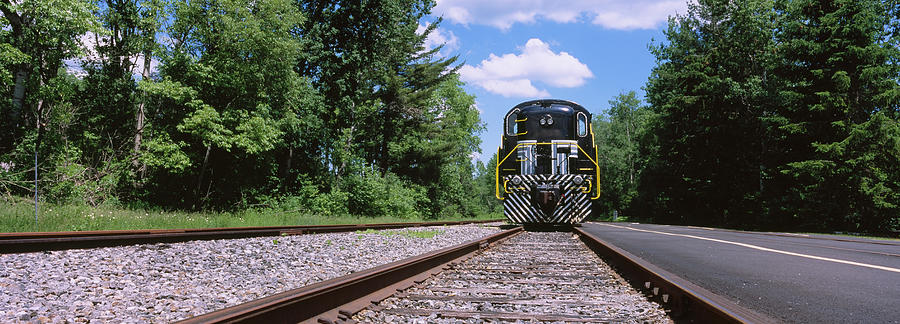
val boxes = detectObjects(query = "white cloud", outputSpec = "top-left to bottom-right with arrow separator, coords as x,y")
591,1 -> 687,29
433,0 -> 688,30
474,79 -> 550,98
459,38 -> 592,98
67,31 -> 159,79
472,101 -> 483,114
416,23 -> 460,57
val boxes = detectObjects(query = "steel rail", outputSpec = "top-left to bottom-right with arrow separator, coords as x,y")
0,220 -> 503,254
574,227 -> 777,324
177,227 -> 523,324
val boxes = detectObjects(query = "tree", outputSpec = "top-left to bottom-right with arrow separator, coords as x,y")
637,0 -> 900,235
473,153 -> 502,215
0,0 -> 99,207
0,0 -> 495,221
65,0 -> 167,196
595,91 -> 652,217
420,75 -> 483,217
641,0 -> 776,227
771,0 -> 900,232
0,0 -> 97,153
295,0 -> 457,180
141,0 -> 309,207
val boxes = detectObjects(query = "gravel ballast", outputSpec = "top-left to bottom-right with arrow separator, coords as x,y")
354,231 -> 672,323
0,223 -> 502,323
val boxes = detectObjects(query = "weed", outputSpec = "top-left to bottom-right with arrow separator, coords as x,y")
402,229 -> 445,239
354,228 -> 444,239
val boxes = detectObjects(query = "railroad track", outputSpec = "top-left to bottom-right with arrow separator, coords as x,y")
356,231 -> 669,323
0,220 -> 500,254
181,227 -> 772,323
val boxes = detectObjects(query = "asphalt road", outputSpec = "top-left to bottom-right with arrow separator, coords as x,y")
580,222 -> 900,323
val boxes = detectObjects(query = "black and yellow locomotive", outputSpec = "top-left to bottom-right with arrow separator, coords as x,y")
495,99 -> 599,224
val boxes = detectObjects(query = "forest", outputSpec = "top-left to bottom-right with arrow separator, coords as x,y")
0,0 -> 501,220
594,0 -> 900,236
3,0 -> 899,236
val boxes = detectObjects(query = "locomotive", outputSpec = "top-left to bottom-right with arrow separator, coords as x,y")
495,99 -> 599,224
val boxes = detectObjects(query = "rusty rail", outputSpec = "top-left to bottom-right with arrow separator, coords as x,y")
574,227 -> 776,324
177,227 -> 523,324
0,220 -> 503,254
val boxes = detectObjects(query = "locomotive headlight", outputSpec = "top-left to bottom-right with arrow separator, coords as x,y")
546,117 -> 553,125
540,118 -> 546,125
573,175 -> 584,185
512,176 -> 522,185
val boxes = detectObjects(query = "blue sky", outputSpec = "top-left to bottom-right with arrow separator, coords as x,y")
419,0 -> 689,163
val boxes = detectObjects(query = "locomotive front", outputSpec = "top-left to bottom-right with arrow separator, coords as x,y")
495,99 -> 599,224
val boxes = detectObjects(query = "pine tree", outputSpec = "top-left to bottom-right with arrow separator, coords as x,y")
642,0 -> 776,227
771,0 -> 900,233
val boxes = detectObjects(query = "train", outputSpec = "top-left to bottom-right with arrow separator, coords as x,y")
495,99 -> 599,224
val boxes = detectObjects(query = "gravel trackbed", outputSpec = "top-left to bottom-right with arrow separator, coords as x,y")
0,223 -> 501,323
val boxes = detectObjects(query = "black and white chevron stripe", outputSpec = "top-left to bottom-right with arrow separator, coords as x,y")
502,174 -> 592,224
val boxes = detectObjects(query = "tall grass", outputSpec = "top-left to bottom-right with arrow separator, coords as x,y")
0,199 -> 501,233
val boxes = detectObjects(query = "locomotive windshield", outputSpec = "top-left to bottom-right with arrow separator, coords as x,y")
506,111 -> 518,136
577,112 -> 588,137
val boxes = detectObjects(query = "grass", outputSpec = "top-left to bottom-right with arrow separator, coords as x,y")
354,228 -> 446,239
0,199 -> 501,233
796,232 -> 900,242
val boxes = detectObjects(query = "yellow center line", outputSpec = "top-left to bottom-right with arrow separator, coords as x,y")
602,223 -> 900,274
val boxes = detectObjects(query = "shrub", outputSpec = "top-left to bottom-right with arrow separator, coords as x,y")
343,170 -> 429,219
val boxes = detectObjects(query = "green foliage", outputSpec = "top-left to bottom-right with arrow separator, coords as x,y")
354,228 -> 445,239
819,113 -> 900,233
594,91 -> 653,217
0,42 -> 27,86
0,0 -> 101,158
0,199 -> 496,233
137,78 -> 196,101
634,0 -> 900,235
45,150 -> 121,205
140,133 -> 191,172
0,0 -> 502,227
343,170 -> 429,219
178,105 -> 233,150
640,0 -> 777,228
472,154 -> 502,215
231,110 -> 282,154
765,0 -> 900,233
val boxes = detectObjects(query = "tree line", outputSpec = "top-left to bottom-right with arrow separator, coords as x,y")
0,0 -> 500,219
595,0 -> 900,235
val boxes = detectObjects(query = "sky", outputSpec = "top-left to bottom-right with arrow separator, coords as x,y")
419,0 -> 690,163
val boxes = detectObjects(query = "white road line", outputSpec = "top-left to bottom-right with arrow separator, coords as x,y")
602,223 -> 900,274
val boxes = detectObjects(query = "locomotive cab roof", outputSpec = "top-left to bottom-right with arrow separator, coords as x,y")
507,99 -> 590,115
503,99 -> 592,141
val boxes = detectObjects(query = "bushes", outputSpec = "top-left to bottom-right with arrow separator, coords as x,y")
344,170 -> 429,219
310,189 -> 350,216
273,170 -> 430,219
45,155 -> 124,206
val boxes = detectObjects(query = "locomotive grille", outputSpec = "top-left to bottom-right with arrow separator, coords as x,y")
502,174 -> 592,224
